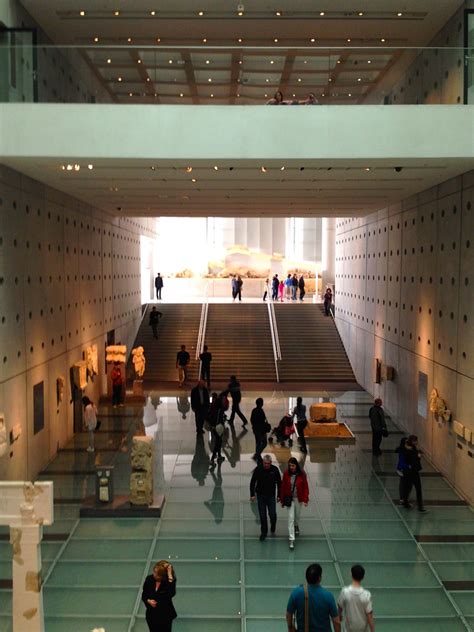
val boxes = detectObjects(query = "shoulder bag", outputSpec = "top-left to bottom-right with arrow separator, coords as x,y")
283,476 -> 297,507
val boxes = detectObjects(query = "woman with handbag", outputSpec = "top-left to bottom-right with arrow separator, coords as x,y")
281,457 -> 309,550
142,560 -> 177,632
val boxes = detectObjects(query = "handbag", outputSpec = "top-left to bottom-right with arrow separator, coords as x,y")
264,420 -> 272,433
382,428 -> 389,438
95,420 -> 101,432
283,476 -> 297,507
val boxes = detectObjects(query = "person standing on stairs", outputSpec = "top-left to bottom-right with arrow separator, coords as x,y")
149,306 -> 163,339
154,272 -> 164,300
176,345 -> 190,387
227,375 -> 248,427
298,275 -> 306,301
199,344 -> 212,389
368,398 -> 387,456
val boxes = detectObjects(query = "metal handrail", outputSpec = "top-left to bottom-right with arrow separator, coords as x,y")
270,301 -> 282,360
195,303 -> 206,361
196,283 -> 209,378
267,300 -> 280,382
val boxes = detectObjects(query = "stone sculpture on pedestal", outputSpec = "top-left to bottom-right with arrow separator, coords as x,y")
130,436 -> 153,506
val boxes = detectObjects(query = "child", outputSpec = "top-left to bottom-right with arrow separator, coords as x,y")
278,279 -> 285,302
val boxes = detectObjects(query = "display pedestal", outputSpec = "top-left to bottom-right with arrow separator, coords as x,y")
132,380 -> 144,397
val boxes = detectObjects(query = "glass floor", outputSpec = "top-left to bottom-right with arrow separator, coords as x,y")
0,390 -> 473,631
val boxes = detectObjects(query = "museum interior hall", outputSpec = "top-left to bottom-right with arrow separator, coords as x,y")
0,1 -> 474,631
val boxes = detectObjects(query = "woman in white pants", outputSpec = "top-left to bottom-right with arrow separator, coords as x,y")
280,457 -> 309,550
82,396 -> 98,452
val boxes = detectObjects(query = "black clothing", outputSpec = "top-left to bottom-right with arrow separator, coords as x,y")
228,379 -> 242,404
271,276 -> 279,300
200,351 -> 212,368
149,310 -> 162,338
250,464 -> 281,498
191,385 -> 210,433
291,276 -> 298,287
372,430 -> 383,455
155,275 -> 164,289
402,470 -> 424,509
142,574 -> 177,632
298,276 -> 305,290
369,405 -> 387,432
251,407 -> 268,436
176,350 -> 190,367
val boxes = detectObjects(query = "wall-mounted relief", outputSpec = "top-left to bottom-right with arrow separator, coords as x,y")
374,358 -> 382,384
85,344 -> 99,381
381,365 -> 395,381
106,345 -> 127,364
72,361 -> 88,390
56,376 -> 65,411
0,414 -> 7,458
132,346 -> 146,378
429,388 -> 452,422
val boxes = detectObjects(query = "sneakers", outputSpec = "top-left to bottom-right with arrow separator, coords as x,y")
289,540 -> 295,550
295,524 -> 300,536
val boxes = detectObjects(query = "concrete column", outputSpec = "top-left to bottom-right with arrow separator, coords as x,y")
272,218 -> 286,256
234,218 -> 247,246
322,217 -> 336,290
259,218 -> 273,255
247,218 -> 260,250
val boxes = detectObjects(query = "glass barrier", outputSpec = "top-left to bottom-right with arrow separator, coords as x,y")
0,42 -> 472,105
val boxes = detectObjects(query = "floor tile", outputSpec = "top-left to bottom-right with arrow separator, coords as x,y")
421,543 -> 474,561
47,561 -> 145,586
61,538 -> 151,560
246,587 -> 339,616
433,562 -> 474,582
451,592 -> 474,616
133,616 -> 242,632
165,501 -> 240,520
173,587 -> 241,615
332,540 -> 424,561
338,562 -> 439,587
369,587 -> 457,616
159,519 -> 241,537
245,561 -> 339,586
167,561 -> 241,585
317,502 -> 399,519
153,538 -> 241,560
73,519 -> 157,539
43,587 -> 137,616
46,617 -> 130,632
324,520 -> 410,539
244,537 -> 333,561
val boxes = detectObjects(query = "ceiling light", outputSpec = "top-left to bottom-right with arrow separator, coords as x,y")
357,77 -> 361,82
397,12 -> 403,17
238,10 -> 244,16
214,165 -> 219,170
337,59 -> 341,64
185,166 -> 193,173
118,76 -> 122,82
138,59 -> 142,64
261,166 -> 267,173
237,93 -> 240,97
297,78 -> 302,82
129,92 -> 133,97
156,38 -> 161,42
365,167 -> 371,171
74,164 -> 80,171
239,60 -> 242,64
266,78 -> 269,83
280,166 -> 285,171
127,37 -> 133,43
107,58 -> 112,64
208,78 -> 212,82
93,37 -> 99,42
276,11 -> 282,16
367,60 -> 371,64
264,93 -> 268,97
348,93 -> 352,97
238,38 -> 243,42
179,92 -> 184,97
198,10 -> 204,16
358,11 -> 364,16
168,59 -> 173,64
303,60 -> 307,64
292,93 -> 296,97
146,77 -> 150,82
66,164 -> 73,171
114,10 -> 120,16
270,60 -> 274,64
320,11 -> 325,16
150,10 -> 156,16
274,38 -> 279,42
347,38 -> 351,42
206,59 -> 210,64
310,38 -> 316,43
191,178 -> 197,183
380,38 -> 386,42
61,165 -> 65,170
150,166 -> 156,170
210,93 -> 214,97
202,38 -> 207,42
79,10 -> 85,16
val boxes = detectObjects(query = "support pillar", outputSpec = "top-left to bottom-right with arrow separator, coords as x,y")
259,218 -> 272,255
322,217 -> 336,292
246,218 -> 260,250
271,218 -> 286,256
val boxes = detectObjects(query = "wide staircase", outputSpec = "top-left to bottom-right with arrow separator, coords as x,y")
275,303 -> 357,383
131,304 -> 202,383
204,304 -> 276,382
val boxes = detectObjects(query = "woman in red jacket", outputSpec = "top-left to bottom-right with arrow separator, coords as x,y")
280,457 -> 309,550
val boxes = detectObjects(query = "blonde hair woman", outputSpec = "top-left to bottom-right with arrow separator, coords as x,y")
142,560 -> 177,631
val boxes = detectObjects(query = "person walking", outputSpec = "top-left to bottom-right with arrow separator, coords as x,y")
401,435 -> 427,513
208,391 -> 226,466
263,277 -> 270,301
228,375 -> 248,426
368,398 -> 387,456
292,397 -> 308,454
395,437 -> 409,505
285,273 -> 292,301
154,273 -> 164,300
338,565 -> 375,632
272,274 -> 279,301
278,278 -> 285,302
190,379 -> 210,434
236,275 -> 243,301
250,454 -> 282,541
199,344 -> 212,389
324,287 -> 333,316
82,396 -> 98,453
286,564 -> 341,632
176,345 -> 190,387
231,275 -> 238,301
149,306 -> 163,339
250,397 -> 270,463
281,457 -> 309,549
291,274 -> 298,300
111,362 -> 124,407
142,560 -> 177,632
298,275 -> 305,301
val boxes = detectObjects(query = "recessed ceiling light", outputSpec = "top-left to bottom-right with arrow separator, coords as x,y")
202,38 -> 207,42
239,60 -> 242,64
297,78 -> 302,82
146,77 -> 150,82
357,77 -> 362,82
66,164 -> 73,171
397,12 -> 403,17
198,10 -> 204,16
61,165 -> 65,170
206,59 -> 210,64
365,167 -> 371,171
210,93 -> 214,97
292,93 -> 296,97
276,11 -> 282,16
107,58 -> 112,64
129,92 -> 133,97
156,38 -> 161,42
127,37 -> 132,42
118,76 -> 122,82
238,38 -> 243,42
303,60 -> 307,64
347,38 -> 351,42
348,93 -> 352,97
310,38 -> 316,43
74,164 -> 80,171
264,93 -> 268,97
367,60 -> 372,64
150,10 -> 156,16
79,10 -> 85,16
265,78 -> 269,83
270,60 -> 274,64
214,165 -> 219,170
280,166 -> 285,171
337,59 -> 341,64
261,166 -> 267,173
208,78 -> 212,82
238,9 -> 243,15
358,11 -> 364,16
169,59 -> 173,64
328,78 -> 332,82
380,38 -> 386,42
114,10 -> 120,16
150,166 -> 156,170
320,11 -> 325,16
93,37 -> 99,42
138,59 -> 142,64
179,93 -> 184,97
88,164 -> 93,170
191,178 -> 197,182
274,38 -> 279,42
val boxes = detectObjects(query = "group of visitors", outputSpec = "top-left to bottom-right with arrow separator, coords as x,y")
231,274 -> 244,301
267,90 -> 320,106
264,273 -> 306,302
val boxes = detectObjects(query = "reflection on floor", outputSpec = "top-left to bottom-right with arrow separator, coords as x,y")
1,390 -> 473,631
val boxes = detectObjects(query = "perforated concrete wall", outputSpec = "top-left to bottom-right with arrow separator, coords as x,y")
0,165 -> 157,480
335,171 -> 474,504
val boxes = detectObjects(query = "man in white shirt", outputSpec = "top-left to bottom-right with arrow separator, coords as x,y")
337,565 -> 375,632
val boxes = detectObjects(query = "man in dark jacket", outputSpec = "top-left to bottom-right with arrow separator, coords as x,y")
369,398 -> 387,455
271,274 -> 279,301
228,375 -> 248,426
190,379 -> 210,434
148,306 -> 163,339
251,397 -> 269,463
401,435 -> 427,512
199,345 -> 212,389
298,275 -> 305,301
154,273 -> 163,300
250,454 -> 282,540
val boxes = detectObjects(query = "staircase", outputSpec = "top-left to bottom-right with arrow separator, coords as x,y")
203,304 -> 276,382
131,304 -> 202,383
275,303 -> 357,383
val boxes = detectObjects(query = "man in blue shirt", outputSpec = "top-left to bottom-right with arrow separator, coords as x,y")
286,564 -> 340,632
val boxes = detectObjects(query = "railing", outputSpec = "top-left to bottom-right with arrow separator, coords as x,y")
195,284 -> 209,377
0,41 -> 472,105
267,300 -> 281,382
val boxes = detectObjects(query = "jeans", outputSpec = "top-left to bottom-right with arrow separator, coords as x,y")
287,500 -> 302,541
291,286 -> 297,300
112,384 -> 122,406
229,402 -> 248,425
257,494 -> 277,535
254,434 -> 267,463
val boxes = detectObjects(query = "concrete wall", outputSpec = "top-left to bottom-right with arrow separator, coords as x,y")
335,171 -> 474,504
0,165 -> 158,481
